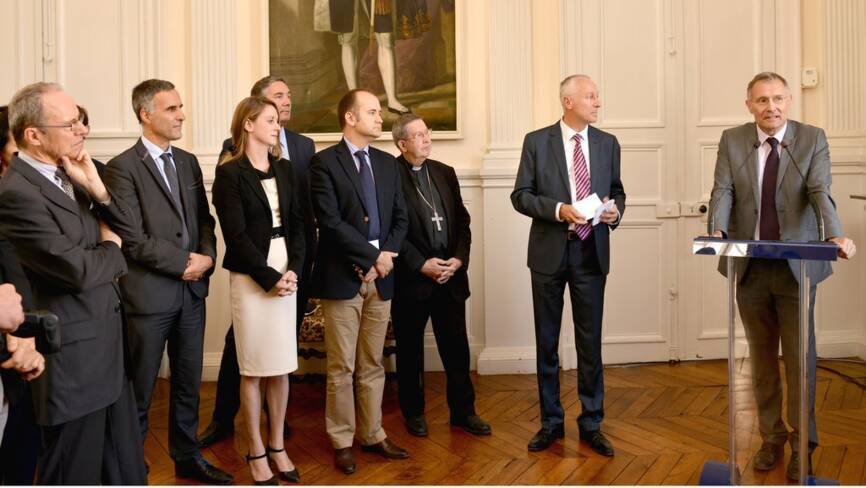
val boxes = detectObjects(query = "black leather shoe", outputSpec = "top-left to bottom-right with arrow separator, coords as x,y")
266,446 -> 300,483
753,442 -> 784,471
198,421 -> 234,447
361,438 -> 410,459
334,447 -> 356,474
405,415 -> 428,437
246,452 -> 277,485
579,430 -> 615,457
527,426 -> 565,451
786,451 -> 813,481
175,457 -> 234,485
451,415 -> 492,436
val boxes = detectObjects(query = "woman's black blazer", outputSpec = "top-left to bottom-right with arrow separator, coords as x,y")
212,155 -> 305,292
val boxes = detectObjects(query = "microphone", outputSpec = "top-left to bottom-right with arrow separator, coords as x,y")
709,141 -> 761,236
780,141 -> 825,242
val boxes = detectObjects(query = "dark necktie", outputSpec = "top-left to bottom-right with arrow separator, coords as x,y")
571,134 -> 592,240
54,167 -> 76,201
759,138 -> 781,240
160,152 -> 190,249
355,150 -> 381,241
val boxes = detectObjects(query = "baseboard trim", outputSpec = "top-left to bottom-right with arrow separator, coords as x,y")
476,346 -> 537,375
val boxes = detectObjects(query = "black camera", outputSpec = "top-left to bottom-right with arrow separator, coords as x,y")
0,310 -> 61,363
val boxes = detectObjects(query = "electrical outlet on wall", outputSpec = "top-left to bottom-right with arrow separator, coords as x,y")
802,68 -> 819,88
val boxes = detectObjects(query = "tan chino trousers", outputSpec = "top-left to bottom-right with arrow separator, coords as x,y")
322,281 -> 391,448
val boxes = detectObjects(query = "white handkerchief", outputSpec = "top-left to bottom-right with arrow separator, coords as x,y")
592,199 -> 616,226
369,239 -> 380,249
574,193 -> 603,223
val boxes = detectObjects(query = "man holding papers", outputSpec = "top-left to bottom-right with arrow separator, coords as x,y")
511,74 -> 626,455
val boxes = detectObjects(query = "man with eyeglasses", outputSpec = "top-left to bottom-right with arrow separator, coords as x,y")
104,79 -> 230,484
0,82 -> 145,484
390,114 -> 491,438
709,71 -> 856,480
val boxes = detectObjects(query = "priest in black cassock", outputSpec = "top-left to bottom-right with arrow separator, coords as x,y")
391,114 -> 491,438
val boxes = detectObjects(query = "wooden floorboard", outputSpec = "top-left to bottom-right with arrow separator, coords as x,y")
142,359 -> 866,485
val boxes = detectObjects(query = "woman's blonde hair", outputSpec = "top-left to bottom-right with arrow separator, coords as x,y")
220,96 -> 282,164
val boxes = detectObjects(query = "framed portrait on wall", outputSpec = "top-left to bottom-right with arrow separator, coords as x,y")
267,0 -> 459,140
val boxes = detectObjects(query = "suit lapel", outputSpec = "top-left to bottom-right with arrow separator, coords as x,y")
371,150 -> 388,224
273,159 -> 291,228
134,139 -> 183,220
587,126 -> 602,194
743,129 -> 761,206
428,161 -> 454,229
237,157 -> 271,216
548,124 -> 571,199
399,158 -> 434,244
173,152 -> 195,228
777,122 -> 796,192
12,157 -> 80,216
336,142 -> 368,213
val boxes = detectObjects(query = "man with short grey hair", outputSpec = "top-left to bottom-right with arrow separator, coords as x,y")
709,71 -> 856,480
512,74 -> 625,456
0,81 -> 145,484
104,79 -> 229,484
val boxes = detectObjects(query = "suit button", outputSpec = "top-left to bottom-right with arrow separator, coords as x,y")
176,232 -> 182,237
364,216 -> 369,223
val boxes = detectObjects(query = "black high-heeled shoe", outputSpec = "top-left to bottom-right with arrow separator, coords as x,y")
267,446 -> 300,483
246,452 -> 278,485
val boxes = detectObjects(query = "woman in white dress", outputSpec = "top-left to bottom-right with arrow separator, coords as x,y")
212,97 -> 305,485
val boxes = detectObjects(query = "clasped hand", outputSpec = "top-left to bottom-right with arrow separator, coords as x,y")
421,257 -> 463,284
273,270 -> 298,296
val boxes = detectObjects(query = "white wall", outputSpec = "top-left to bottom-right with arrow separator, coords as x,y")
1,0 -> 864,379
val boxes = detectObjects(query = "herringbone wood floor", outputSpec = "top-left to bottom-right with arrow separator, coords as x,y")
144,359 -> 866,485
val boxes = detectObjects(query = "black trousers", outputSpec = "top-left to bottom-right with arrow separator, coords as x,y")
530,234 -> 606,432
128,287 -> 204,462
0,384 -> 40,484
393,284 -> 476,421
210,284 -> 309,426
37,381 -> 145,485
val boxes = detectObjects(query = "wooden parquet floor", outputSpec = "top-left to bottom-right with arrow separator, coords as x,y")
144,359 -> 866,485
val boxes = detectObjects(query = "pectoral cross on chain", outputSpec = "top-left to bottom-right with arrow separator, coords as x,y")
431,211 -> 444,232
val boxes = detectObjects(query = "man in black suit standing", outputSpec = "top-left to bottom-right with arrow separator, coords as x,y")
0,82 -> 145,484
511,74 -> 626,456
200,75 -> 317,446
104,79 -> 231,484
310,89 -> 409,474
390,114 -> 491,438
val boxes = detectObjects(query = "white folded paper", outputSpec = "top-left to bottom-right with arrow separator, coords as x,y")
593,199 -> 616,226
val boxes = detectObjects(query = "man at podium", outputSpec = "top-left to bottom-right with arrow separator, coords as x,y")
708,71 -> 856,480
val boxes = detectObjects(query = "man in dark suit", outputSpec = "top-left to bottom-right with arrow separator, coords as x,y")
0,82 -> 146,484
200,75 -> 317,446
709,71 -> 856,480
390,114 -> 491,438
310,89 -> 409,474
511,74 -> 626,456
104,79 -> 231,485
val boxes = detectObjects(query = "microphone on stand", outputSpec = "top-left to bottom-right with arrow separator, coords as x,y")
780,141 -> 825,242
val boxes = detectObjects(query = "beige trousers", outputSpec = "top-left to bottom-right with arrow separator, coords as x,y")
321,281 -> 391,448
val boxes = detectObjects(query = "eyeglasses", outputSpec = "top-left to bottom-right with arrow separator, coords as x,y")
34,119 -> 86,132
406,129 -> 432,141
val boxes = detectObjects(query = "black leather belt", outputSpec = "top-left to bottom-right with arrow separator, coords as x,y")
271,227 -> 285,239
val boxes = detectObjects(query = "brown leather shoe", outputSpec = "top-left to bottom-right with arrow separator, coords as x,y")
361,438 -> 409,459
753,442 -> 784,471
334,447 -> 356,474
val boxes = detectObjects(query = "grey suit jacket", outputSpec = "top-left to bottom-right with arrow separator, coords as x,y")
0,156 -> 140,425
104,139 -> 217,314
708,120 -> 842,284
511,122 -> 626,275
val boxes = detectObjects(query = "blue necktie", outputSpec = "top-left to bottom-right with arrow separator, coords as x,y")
355,150 -> 380,241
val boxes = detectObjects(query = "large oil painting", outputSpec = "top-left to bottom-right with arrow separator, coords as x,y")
269,0 -> 458,137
